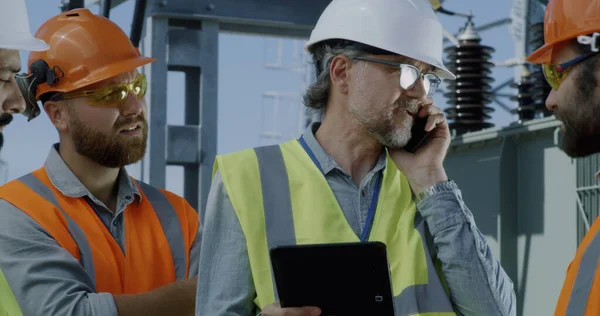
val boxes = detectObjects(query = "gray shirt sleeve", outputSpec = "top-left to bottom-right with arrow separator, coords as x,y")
188,230 -> 202,279
195,171 -> 256,316
188,224 -> 202,278
417,182 -> 517,316
0,200 -> 118,316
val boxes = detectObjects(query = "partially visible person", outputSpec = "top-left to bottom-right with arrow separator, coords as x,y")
526,0 -> 600,315
0,0 -> 48,315
0,0 -> 48,153
0,9 -> 199,316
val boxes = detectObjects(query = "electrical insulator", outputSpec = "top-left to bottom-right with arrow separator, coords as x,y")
510,76 -> 536,124
444,18 -> 495,135
529,21 -> 552,117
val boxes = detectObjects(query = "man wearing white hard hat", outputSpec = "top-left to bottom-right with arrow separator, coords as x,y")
0,0 -> 47,154
0,1 -> 47,314
195,0 -> 516,315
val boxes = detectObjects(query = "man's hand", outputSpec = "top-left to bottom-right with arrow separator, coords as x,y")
389,100 -> 450,195
260,302 -> 321,316
114,276 -> 198,316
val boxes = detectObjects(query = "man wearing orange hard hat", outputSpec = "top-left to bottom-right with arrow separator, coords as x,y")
0,8 -> 200,316
526,0 -> 600,315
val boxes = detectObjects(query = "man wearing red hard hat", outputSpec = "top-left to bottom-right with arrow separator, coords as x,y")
526,0 -> 600,315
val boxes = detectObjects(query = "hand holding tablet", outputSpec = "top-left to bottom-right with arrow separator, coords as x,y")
269,242 -> 396,316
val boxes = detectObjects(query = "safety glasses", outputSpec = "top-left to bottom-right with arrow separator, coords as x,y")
54,74 -> 147,107
353,56 -> 441,98
543,52 -> 597,90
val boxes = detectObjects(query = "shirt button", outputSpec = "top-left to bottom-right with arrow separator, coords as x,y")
113,221 -> 118,227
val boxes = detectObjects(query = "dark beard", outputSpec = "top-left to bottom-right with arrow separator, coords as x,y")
0,113 -> 13,153
559,125 -> 600,157
557,92 -> 600,157
70,115 -> 148,168
557,56 -> 600,157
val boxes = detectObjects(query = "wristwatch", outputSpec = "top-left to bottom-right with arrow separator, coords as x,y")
414,180 -> 458,203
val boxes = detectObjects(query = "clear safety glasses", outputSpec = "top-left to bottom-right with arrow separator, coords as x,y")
54,74 -> 147,107
353,57 -> 441,98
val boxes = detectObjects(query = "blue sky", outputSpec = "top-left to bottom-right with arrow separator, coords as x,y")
4,0 -> 534,196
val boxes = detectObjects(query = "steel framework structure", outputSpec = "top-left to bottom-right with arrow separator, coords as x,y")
72,0 -> 547,218
139,0 -> 331,218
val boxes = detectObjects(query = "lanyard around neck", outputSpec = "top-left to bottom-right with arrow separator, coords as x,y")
298,136 -> 382,242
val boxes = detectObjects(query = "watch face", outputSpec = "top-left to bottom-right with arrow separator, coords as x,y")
414,180 -> 455,203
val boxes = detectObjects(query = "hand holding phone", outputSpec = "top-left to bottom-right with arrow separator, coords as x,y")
389,102 -> 450,194
403,116 -> 430,153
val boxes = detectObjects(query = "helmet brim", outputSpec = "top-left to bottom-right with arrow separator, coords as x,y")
0,34 -> 49,51
526,43 -> 553,64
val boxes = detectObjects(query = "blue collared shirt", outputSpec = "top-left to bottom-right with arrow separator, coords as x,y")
0,144 -> 201,316
195,123 -> 516,316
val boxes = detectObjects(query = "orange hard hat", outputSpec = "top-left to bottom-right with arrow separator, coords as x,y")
526,0 -> 600,64
27,8 -> 156,100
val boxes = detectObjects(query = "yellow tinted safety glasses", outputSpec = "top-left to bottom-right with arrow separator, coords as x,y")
543,52 -> 596,90
56,74 -> 147,107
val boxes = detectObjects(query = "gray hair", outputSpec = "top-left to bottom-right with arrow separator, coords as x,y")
302,42 -> 365,111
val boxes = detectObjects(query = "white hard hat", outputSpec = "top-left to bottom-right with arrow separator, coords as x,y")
305,0 -> 456,80
0,0 -> 48,51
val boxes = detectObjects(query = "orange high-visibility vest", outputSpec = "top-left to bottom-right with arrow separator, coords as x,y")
555,215 -> 600,315
0,167 -> 198,294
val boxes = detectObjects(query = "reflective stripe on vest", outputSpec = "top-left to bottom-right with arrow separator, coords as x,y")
136,181 -> 188,281
0,167 -> 195,297
556,215 -> 600,315
216,140 -> 456,316
566,230 -> 600,314
19,173 -> 98,286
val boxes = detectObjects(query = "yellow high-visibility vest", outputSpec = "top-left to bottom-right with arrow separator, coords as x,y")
214,139 -> 457,316
0,269 -> 22,316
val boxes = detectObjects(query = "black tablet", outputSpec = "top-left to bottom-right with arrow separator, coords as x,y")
269,242 -> 395,316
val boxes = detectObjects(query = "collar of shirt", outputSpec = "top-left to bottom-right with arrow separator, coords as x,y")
301,122 -> 387,176
43,143 -> 142,204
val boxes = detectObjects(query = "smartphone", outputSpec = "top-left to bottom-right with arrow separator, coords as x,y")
404,116 -> 430,153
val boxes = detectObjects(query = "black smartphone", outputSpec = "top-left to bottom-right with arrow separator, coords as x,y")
404,116 -> 430,153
